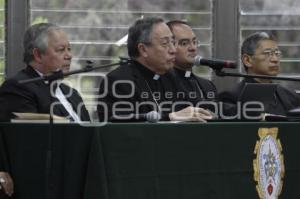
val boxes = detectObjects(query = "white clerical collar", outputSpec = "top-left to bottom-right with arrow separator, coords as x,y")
184,71 -> 192,78
153,74 -> 160,80
33,68 -> 50,84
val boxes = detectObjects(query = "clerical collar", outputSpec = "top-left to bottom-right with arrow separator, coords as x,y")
134,60 -> 161,81
174,67 -> 192,78
153,74 -> 160,80
184,71 -> 192,78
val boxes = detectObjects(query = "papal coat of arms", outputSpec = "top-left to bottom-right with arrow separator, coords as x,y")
253,127 -> 284,199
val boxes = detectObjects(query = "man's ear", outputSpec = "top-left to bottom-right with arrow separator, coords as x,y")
32,48 -> 43,63
137,43 -> 148,58
241,53 -> 253,70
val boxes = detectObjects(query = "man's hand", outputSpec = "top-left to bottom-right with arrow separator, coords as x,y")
0,171 -> 14,197
169,106 -> 214,122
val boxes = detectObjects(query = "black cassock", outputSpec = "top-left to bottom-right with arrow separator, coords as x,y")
97,60 -> 192,121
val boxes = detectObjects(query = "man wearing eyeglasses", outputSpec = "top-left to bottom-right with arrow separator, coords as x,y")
242,32 -> 282,79
221,32 -> 300,116
97,17 -> 213,122
166,20 -> 218,111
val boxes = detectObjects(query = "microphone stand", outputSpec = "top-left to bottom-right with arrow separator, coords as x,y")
19,57 -> 129,84
215,69 -> 300,82
45,80 -> 54,199
17,57 -> 129,199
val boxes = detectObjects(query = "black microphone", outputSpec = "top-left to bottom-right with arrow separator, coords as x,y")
110,111 -> 161,123
194,56 -> 237,70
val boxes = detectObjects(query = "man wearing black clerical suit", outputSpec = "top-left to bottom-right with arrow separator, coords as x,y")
0,23 -> 91,198
166,20 -> 238,118
220,32 -> 300,116
98,17 -> 213,122
222,77 -> 300,116
0,23 -> 90,122
166,20 -> 217,107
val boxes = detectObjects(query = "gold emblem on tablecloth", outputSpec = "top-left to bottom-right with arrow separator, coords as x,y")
253,127 -> 284,199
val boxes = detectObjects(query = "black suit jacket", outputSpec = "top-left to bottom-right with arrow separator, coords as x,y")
0,66 -> 90,121
172,68 -> 217,104
97,61 -> 180,121
171,68 -> 237,118
220,78 -> 300,116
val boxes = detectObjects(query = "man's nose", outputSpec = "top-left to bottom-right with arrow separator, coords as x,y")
65,50 -> 72,59
270,54 -> 280,62
169,43 -> 176,54
188,46 -> 197,52
188,42 -> 198,50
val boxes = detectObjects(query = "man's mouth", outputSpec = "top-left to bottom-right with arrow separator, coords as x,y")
62,65 -> 70,69
269,65 -> 279,70
188,54 -> 197,58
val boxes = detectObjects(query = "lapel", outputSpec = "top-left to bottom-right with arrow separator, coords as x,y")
24,66 -> 53,107
23,66 -> 88,119
24,66 -> 48,88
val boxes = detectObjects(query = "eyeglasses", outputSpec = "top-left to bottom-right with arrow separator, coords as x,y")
256,49 -> 282,59
177,39 -> 200,48
145,37 -> 176,49
159,38 -> 176,49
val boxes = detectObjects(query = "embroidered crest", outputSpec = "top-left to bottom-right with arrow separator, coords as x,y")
253,127 -> 284,199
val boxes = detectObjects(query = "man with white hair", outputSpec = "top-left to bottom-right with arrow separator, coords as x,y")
0,23 -> 90,122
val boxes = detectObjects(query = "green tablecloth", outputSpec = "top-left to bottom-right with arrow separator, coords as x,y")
1,122 -> 300,199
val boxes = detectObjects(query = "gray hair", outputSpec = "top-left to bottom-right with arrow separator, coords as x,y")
23,23 -> 61,64
241,31 -> 277,56
127,17 -> 165,58
241,32 -> 277,71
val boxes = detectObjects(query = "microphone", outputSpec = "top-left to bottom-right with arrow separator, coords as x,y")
194,56 -> 237,70
110,111 -> 161,123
